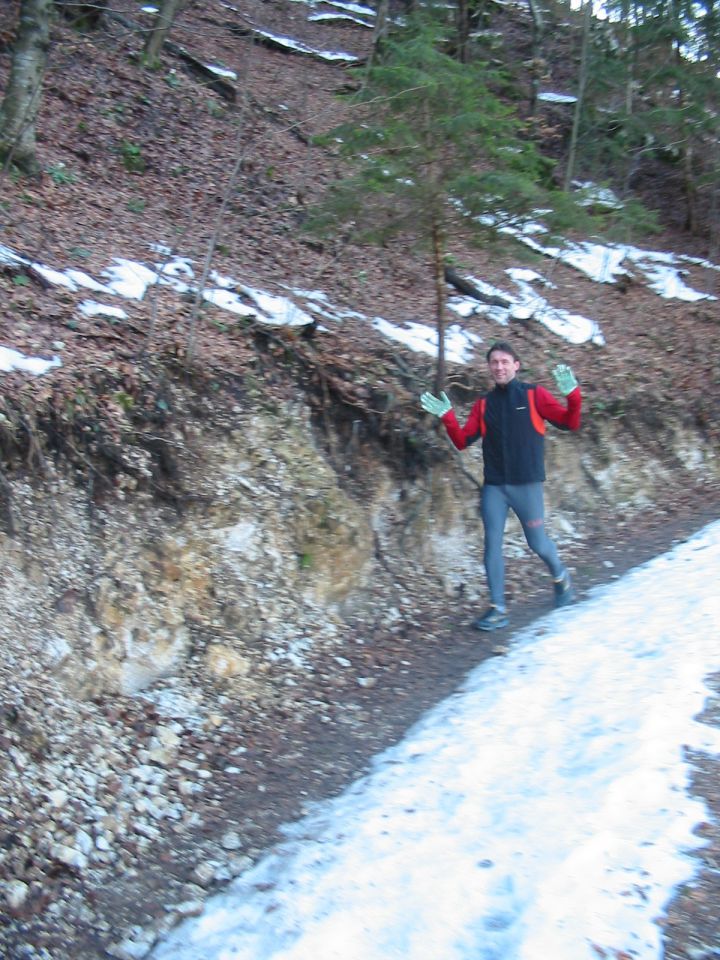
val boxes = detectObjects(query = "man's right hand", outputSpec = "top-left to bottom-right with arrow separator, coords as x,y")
420,391 -> 452,417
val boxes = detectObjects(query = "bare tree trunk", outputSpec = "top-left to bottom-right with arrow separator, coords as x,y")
526,0 -> 544,115
431,222 -> 447,395
709,172 -> 720,263
185,35 -> 256,365
367,0 -> 390,71
563,0 -> 592,191
0,0 -> 53,173
683,134 -> 698,234
144,0 -> 185,68
620,0 -> 634,117
702,0 -> 719,74
456,0 -> 471,64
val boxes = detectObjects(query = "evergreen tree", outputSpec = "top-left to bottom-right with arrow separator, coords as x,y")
308,13 -> 583,391
557,0 -> 720,240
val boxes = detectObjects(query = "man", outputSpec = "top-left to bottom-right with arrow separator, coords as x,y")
420,340 -> 581,632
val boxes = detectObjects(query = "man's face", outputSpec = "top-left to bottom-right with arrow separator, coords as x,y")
488,350 -> 520,386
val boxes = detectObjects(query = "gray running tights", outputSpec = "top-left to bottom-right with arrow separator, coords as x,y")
480,482 -> 564,610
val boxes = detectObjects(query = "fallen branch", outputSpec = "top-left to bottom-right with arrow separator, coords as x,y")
224,21 -> 363,67
444,266 -> 512,308
106,10 -> 237,102
165,42 -> 237,103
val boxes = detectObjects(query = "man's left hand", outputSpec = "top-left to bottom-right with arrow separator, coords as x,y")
552,364 -> 578,396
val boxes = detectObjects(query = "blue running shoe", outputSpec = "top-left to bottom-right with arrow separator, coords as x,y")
472,606 -> 509,632
554,570 -> 575,608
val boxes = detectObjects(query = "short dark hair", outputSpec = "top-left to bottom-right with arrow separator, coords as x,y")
486,340 -> 520,363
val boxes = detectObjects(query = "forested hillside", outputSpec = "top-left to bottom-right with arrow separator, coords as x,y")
1,1 -> 719,958
1,0 -> 719,462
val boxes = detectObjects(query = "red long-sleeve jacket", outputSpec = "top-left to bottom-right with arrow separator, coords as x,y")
441,379 -> 581,485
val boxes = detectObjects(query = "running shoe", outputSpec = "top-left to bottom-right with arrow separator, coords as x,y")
472,607 -> 509,632
554,570 -> 575,608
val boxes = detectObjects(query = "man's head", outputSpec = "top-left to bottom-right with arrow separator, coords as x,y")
486,341 -> 520,386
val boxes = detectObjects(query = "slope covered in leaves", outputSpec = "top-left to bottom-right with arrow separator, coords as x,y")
0,0 -> 718,497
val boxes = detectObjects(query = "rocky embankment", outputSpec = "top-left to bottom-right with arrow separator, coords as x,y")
0,386 -> 718,959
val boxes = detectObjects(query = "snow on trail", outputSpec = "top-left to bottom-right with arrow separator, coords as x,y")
150,521 -> 720,960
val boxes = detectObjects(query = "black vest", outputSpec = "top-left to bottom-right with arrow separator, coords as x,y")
482,380 -> 546,485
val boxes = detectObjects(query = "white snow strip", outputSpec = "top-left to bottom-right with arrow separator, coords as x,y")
623,248 -> 717,302
101,258 -> 159,300
639,264 -> 712,301
0,346 -> 62,376
204,286 -> 315,328
507,222 -> 718,300
446,270 -> 605,346
449,295 -> 501,320
506,267 -> 551,285
239,286 -> 313,327
323,0 -> 376,15
537,91 -> 577,103
202,288 -> 263,319
0,244 -> 29,267
208,270 -> 236,289
308,12 -> 374,26
548,241 -> 630,284
253,28 -> 359,62
504,270 -> 605,344
204,64 -> 238,79
534,303 -> 606,345
63,269 -> 113,294
150,243 -> 173,257
371,318 -> 482,364
0,225 -> 715,360
78,301 -> 129,320
287,288 -> 368,323
572,181 -> 623,210
30,263 -> 77,289
680,255 -> 720,273
155,256 -> 195,294
239,285 -> 316,327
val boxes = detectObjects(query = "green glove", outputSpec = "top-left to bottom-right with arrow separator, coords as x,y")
420,391 -> 452,417
552,364 -> 578,396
